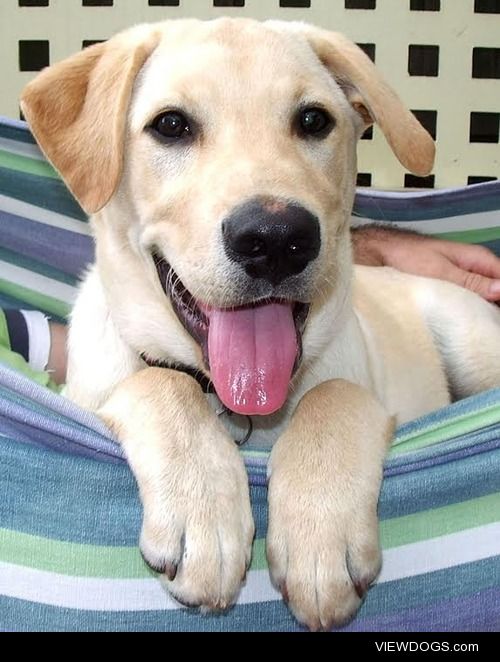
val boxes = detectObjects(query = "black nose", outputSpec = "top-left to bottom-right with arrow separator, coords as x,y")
222,197 -> 321,286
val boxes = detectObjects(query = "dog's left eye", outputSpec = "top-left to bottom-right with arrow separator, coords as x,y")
296,107 -> 335,139
150,111 -> 192,140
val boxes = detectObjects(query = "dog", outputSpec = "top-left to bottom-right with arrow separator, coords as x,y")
21,18 -> 500,630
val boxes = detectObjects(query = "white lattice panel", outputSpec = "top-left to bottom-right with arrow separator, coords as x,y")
0,0 -> 499,188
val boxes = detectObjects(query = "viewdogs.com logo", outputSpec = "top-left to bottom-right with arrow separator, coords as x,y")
375,642 -> 479,653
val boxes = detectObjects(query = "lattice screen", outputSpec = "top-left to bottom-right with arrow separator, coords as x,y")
0,0 -> 499,189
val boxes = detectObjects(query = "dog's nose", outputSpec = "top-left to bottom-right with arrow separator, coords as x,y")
222,197 -> 321,285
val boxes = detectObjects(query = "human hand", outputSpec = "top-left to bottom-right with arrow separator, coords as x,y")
351,225 -> 500,302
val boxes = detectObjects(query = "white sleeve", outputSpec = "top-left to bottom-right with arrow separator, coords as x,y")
20,310 -> 51,372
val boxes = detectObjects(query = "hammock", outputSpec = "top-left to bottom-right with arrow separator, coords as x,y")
1,117 -> 499,632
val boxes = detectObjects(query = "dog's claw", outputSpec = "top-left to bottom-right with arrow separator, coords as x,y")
353,578 -> 369,599
280,582 -> 289,605
164,560 -> 179,581
139,544 -> 179,579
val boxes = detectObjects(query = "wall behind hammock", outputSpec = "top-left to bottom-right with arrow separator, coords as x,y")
0,0 -> 498,190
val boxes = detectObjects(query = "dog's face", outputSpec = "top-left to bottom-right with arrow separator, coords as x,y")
22,18 -> 434,417
125,20 -> 358,308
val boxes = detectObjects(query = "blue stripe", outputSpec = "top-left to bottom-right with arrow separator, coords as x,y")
353,180 -> 500,221
345,584 -> 500,632
1,422 -> 500,544
0,167 -> 86,221
0,209 -> 93,278
483,239 -> 500,257
3,310 -> 29,361
0,434 -> 272,542
0,117 -> 37,145
379,445 -> 500,519
0,559 -> 498,631
0,245 -> 80,287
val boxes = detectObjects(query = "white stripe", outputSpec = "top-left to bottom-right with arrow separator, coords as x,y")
0,261 -> 78,305
351,209 -> 500,235
0,194 -> 90,236
378,521 -> 500,582
0,136 -> 45,162
0,564 -> 278,612
0,523 -> 498,611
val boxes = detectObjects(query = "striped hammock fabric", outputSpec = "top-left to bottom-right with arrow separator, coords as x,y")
1,116 -> 500,631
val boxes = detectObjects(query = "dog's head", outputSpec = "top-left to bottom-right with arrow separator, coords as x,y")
22,18 -> 434,416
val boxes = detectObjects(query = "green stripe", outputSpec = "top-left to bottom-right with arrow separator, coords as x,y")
0,346 -> 57,391
380,491 -> 500,548
0,528 -> 152,579
0,528 -> 266,577
434,227 -> 500,244
0,279 -> 70,319
392,405 -> 500,455
0,309 -> 9,350
1,493 -> 497,578
0,149 -> 58,179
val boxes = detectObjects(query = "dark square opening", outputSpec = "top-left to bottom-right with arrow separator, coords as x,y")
357,43 -> 375,62
404,174 -> 435,188
467,176 -> 498,185
345,0 -> 376,7
410,0 -> 440,9
356,173 -> 372,186
472,48 -> 500,79
470,112 -> 500,143
82,40 -> 106,49
279,0 -> 311,6
361,126 -> 373,140
19,0 -> 49,6
412,110 -> 437,139
408,45 -> 439,76
82,0 -> 113,5
214,0 -> 245,5
19,40 -> 49,71
474,0 -> 500,13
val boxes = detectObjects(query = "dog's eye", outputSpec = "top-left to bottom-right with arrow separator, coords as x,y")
150,111 -> 192,140
297,107 -> 334,139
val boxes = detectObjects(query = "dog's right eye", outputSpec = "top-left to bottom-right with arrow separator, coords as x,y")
150,111 -> 192,140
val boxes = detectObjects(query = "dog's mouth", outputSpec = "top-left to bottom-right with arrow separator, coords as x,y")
153,252 -> 309,416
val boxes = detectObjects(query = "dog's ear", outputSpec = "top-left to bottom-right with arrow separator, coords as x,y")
21,26 -> 160,213
282,25 -> 435,177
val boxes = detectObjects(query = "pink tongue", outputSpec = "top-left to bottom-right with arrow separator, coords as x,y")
206,302 -> 298,416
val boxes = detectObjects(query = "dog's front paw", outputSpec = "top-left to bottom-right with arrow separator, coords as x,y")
139,443 -> 255,610
265,380 -> 391,630
267,480 -> 381,631
99,369 -> 255,611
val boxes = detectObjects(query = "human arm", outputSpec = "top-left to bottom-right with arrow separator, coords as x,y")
351,225 -> 500,302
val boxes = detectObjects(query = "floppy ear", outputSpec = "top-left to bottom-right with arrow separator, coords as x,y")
300,26 -> 435,177
21,25 -> 160,214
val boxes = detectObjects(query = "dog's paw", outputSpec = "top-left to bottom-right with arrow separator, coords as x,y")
265,380 -> 391,630
267,481 -> 381,631
139,443 -> 255,610
98,369 -> 255,610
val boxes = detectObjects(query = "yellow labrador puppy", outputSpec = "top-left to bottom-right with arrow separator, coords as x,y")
21,18 -> 500,630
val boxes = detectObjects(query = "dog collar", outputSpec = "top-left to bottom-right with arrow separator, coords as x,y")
141,354 -> 214,393
140,354 -> 252,445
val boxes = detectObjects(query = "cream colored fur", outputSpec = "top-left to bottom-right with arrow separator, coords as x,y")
21,18 -> 500,630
